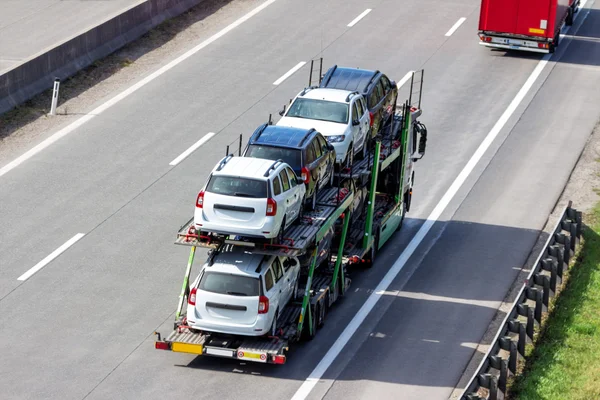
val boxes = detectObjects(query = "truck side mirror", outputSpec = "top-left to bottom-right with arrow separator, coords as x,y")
411,122 -> 427,161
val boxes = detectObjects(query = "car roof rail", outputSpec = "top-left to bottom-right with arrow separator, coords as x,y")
300,86 -> 318,96
215,155 -> 234,171
264,159 -> 284,177
251,123 -> 269,143
345,90 -> 359,102
255,257 -> 266,273
298,128 -> 316,147
321,64 -> 337,87
365,70 -> 380,91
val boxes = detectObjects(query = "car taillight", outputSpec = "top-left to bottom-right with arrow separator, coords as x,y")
258,296 -> 269,314
188,287 -> 197,305
266,198 -> 277,216
301,167 -> 310,184
196,191 -> 205,208
369,112 -> 374,127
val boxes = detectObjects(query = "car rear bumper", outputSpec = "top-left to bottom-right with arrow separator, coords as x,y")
187,316 -> 270,337
194,211 -> 279,239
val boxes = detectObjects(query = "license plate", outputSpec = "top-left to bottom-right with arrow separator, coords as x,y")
237,350 -> 268,363
206,347 -> 235,358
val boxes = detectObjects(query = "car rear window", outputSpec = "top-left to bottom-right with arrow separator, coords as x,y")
206,176 -> 267,198
198,271 -> 259,296
286,98 -> 349,124
245,145 -> 302,170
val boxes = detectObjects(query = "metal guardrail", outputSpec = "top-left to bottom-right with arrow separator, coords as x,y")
460,201 -> 583,400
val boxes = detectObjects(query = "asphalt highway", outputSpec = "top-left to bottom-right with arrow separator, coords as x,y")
1,0 -> 599,399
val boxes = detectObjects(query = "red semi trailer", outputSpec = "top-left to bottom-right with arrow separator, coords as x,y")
478,0 -> 581,53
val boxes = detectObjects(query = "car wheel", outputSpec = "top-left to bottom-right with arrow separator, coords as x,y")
270,311 -> 279,337
329,166 -> 334,187
361,137 -> 368,160
293,277 -> 300,300
345,144 -> 354,169
277,217 -> 286,244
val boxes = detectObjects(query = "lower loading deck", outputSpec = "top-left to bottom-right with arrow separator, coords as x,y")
155,269 -> 350,364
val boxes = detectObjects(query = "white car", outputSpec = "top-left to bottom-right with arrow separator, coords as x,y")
194,156 -> 306,242
277,87 -> 371,166
186,248 -> 301,337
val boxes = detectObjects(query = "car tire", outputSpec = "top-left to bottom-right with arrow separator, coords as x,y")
329,167 -> 334,188
293,277 -> 300,301
345,144 -> 354,169
277,217 -> 286,244
270,311 -> 279,337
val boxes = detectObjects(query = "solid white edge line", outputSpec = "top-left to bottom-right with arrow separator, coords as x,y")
445,17 -> 467,37
273,62 -> 307,85
290,13 -> 579,400
397,71 -> 414,89
169,132 -> 216,166
0,0 -> 279,179
17,233 -> 85,281
347,9 -> 372,27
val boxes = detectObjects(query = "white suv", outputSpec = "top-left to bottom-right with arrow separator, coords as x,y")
277,87 -> 371,166
194,157 -> 306,242
186,248 -> 301,337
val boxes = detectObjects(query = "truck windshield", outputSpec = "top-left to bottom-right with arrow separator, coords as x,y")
198,271 -> 259,296
206,176 -> 267,198
286,98 -> 349,124
245,145 -> 302,170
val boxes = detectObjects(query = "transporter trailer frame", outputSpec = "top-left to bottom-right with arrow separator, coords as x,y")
155,69 -> 427,365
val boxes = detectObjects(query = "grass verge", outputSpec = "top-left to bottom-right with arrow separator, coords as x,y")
510,203 -> 600,399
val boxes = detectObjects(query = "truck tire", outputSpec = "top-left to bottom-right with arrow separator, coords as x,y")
302,305 -> 318,341
549,33 -> 559,53
566,7 -> 574,26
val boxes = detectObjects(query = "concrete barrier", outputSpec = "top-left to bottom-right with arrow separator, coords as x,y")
0,0 -> 205,115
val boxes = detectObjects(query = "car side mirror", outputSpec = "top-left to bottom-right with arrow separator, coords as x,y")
411,122 -> 428,161
327,143 -> 335,151
352,119 -> 360,126
297,177 -> 304,185
278,104 -> 287,116
390,80 -> 396,88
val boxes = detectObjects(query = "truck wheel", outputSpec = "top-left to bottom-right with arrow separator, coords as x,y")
566,7 -> 574,26
549,33 -> 559,54
319,294 -> 329,327
405,189 -> 412,213
302,305 -> 318,341
364,231 -> 379,268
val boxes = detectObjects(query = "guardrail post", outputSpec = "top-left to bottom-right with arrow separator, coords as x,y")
534,274 -> 550,307
555,233 -> 571,264
549,244 -> 565,277
477,374 -> 498,400
542,258 -> 558,292
490,355 -> 508,392
526,287 -> 543,323
576,210 -> 583,239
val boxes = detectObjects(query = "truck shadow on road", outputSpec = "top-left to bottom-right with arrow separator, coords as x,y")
176,216 -> 549,394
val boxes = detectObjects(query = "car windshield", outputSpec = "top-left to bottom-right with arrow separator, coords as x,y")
198,271 -> 260,296
245,145 -> 302,170
286,98 -> 349,124
206,176 -> 267,198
